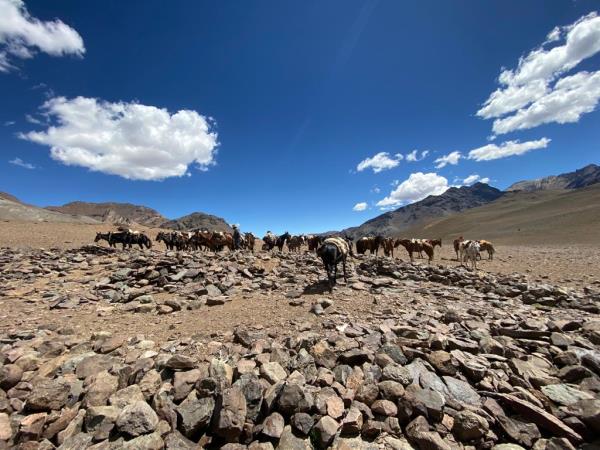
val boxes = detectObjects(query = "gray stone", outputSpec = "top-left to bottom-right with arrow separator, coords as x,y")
85,405 -> 120,441
442,376 -> 481,406
175,393 -> 215,438
215,386 -> 247,441
260,362 -> 287,384
27,377 -> 70,411
262,412 -> 285,439
313,415 -> 339,448
164,354 -> 195,370
382,364 -> 413,386
291,412 -> 314,436
0,364 -> 23,390
452,410 -> 489,441
276,425 -> 313,450
541,384 -> 594,406
116,401 -> 159,437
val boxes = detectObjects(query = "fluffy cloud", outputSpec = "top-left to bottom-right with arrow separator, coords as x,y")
9,157 -> 35,169
462,174 -> 489,185
0,0 -> 85,72
376,172 -> 449,207
478,12 -> 600,135
491,70 -> 600,134
468,137 -> 550,161
405,149 -> 429,162
21,96 -> 219,181
356,152 -> 401,173
434,151 -> 462,168
352,202 -> 367,211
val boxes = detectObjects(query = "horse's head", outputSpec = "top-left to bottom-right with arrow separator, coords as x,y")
94,232 -> 101,242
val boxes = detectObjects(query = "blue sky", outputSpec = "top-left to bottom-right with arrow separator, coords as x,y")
1,0 -> 599,234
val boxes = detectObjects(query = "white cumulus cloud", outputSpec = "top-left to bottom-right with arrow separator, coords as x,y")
356,152 -> 401,173
434,151 -> 462,168
477,12 -> 600,135
491,70 -> 600,134
9,157 -> 35,169
405,149 -> 429,162
468,137 -> 550,162
21,96 -> 219,181
376,172 -> 449,207
462,174 -> 490,185
0,0 -> 85,72
352,202 -> 367,211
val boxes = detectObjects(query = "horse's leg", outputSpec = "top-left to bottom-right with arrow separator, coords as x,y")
333,262 -> 337,286
342,257 -> 347,282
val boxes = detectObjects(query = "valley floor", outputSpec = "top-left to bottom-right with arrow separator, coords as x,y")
1,229 -> 599,448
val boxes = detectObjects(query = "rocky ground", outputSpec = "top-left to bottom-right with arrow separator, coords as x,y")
0,244 -> 599,449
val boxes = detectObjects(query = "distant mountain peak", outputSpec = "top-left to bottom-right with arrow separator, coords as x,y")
161,212 -> 232,232
507,163 -> 600,192
344,182 -> 503,237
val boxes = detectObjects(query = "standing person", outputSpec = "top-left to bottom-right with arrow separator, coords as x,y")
232,224 -> 242,250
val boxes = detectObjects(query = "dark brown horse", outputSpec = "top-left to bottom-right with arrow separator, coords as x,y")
382,237 -> 396,257
243,232 -> 256,253
356,236 -> 384,255
395,239 -> 434,263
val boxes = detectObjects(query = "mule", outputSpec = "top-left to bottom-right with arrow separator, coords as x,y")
317,237 -> 350,292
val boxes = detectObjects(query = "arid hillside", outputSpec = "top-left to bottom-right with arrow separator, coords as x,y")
402,184 -> 600,245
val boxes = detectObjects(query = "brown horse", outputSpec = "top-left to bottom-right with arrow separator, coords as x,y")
395,239 -> 434,263
425,238 -> 442,249
477,240 -> 495,260
453,236 -> 464,260
382,237 -> 395,257
307,235 -> 322,252
287,235 -> 304,252
243,232 -> 256,253
356,236 -> 384,255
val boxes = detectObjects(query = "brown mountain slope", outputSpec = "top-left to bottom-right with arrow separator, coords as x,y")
0,196 -> 99,224
46,202 -> 167,227
0,192 -> 25,204
401,184 -> 600,245
343,183 -> 504,238
507,163 -> 600,191
161,212 -> 232,232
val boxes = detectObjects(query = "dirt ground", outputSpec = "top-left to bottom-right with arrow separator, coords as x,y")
1,221 -> 599,349
1,220 -> 599,287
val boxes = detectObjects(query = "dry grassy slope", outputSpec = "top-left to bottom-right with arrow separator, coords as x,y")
0,198 -> 98,225
401,184 -> 600,245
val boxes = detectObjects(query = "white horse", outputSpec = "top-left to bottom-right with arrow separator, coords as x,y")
459,240 -> 480,270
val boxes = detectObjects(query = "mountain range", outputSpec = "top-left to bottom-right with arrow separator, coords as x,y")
0,196 -> 231,231
342,182 -> 504,238
1,163 -> 598,235
341,163 -> 600,238
507,163 -> 600,192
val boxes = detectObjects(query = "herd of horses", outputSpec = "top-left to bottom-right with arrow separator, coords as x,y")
94,228 -> 496,291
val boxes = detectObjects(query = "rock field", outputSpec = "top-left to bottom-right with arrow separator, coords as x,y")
0,245 -> 599,449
